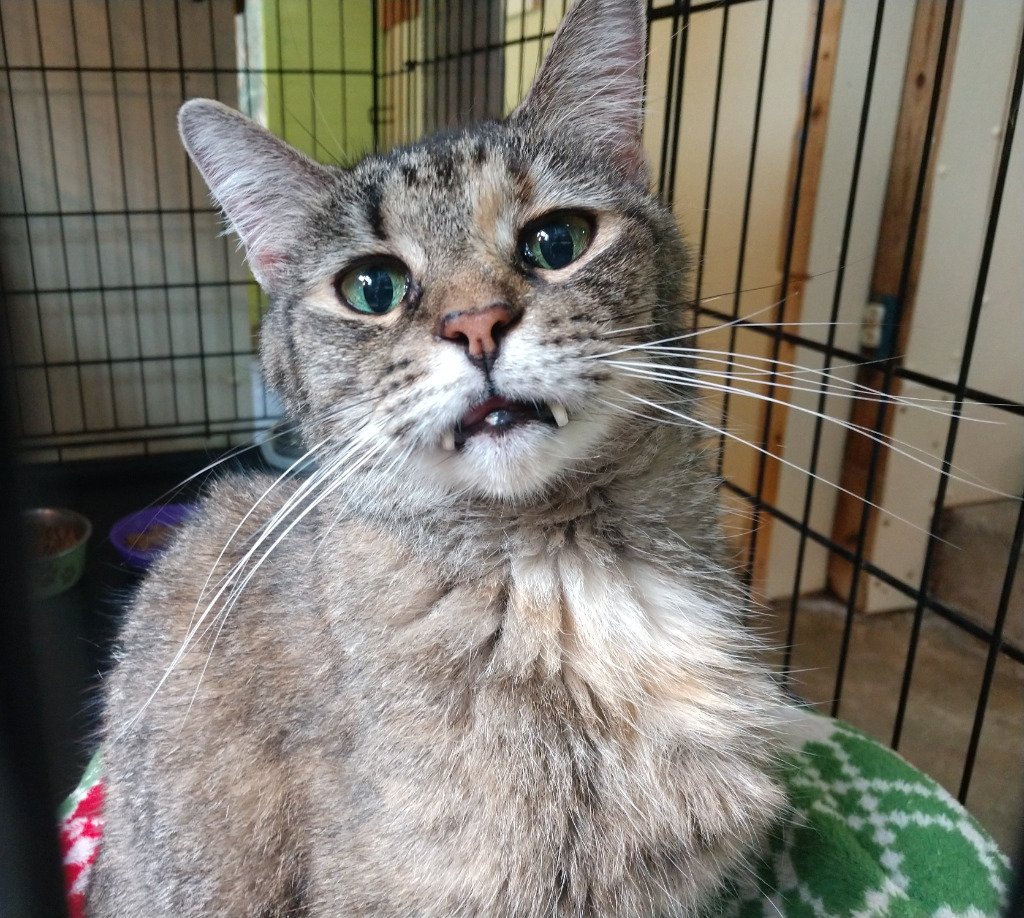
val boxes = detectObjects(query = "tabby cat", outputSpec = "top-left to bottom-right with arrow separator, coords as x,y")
87,0 -> 787,914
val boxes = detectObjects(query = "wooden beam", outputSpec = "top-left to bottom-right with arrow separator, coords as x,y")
381,1 -> 420,33
827,0 -> 962,608
750,1 -> 844,592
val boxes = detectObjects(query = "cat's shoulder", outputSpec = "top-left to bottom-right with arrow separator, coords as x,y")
132,472 -> 317,606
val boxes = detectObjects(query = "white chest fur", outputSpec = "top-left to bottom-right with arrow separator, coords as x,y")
496,534 -> 765,745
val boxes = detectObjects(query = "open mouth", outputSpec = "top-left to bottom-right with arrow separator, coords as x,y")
441,396 -> 569,450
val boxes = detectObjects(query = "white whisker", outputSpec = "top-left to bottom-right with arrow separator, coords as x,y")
119,422 -> 389,737
600,357 -> 1011,498
597,389 -> 959,543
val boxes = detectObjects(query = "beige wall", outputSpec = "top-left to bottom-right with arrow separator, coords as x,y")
861,0 -> 1024,611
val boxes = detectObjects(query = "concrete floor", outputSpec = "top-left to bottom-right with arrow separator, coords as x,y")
764,593 -> 1023,857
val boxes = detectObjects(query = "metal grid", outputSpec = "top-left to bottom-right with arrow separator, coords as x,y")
646,0 -> 1023,812
1,0 -> 1022,866
0,0 -> 380,462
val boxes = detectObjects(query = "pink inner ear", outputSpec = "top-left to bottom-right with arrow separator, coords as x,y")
178,99 -> 331,290
251,251 -> 284,274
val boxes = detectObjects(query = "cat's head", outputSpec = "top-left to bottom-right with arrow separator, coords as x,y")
178,0 -> 690,504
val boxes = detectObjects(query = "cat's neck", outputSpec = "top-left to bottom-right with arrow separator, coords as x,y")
298,419 -> 754,737
327,421 -> 724,579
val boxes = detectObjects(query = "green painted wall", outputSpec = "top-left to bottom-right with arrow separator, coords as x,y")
258,0 -> 378,163
241,1 -> 379,330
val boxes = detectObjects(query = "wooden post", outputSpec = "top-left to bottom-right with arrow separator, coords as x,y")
827,0 -> 962,608
751,1 -> 844,591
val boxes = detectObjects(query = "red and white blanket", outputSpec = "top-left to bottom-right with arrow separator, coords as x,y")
58,753 -> 104,918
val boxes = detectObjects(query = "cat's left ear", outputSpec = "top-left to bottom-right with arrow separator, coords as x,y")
511,0 -> 648,184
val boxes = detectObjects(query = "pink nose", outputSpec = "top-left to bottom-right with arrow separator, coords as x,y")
439,303 -> 514,360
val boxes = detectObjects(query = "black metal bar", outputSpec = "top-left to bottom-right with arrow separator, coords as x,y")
663,1 -> 692,208
0,63 -> 375,77
515,0 -> 530,104
888,0 -> 960,751
958,490 -> 1024,801
655,1 -> 682,201
691,304 -> 1024,417
918,16 -> 1023,799
429,0 -> 442,132
692,5 -> 730,307
0,2 -> 59,437
67,0 -> 120,433
0,206 -> 222,218
745,0 -> 827,588
140,0 -> 184,430
18,415 -> 272,446
339,0 -> 350,156
11,347 -> 261,372
30,0 -> 91,435
306,0 -> 317,158
714,0 -> 773,483
371,0 -> 381,151
465,0 -> 476,125
719,478 -> 1024,668
275,0 -> 286,147
443,0 -> 454,130
649,0 -> 767,19
4,278 -> 254,298
0,262 -> 29,438
786,0 -> 887,688
207,0 -> 246,427
104,0 -> 152,435
173,0 -> 213,440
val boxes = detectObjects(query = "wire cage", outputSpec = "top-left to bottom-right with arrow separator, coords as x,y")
1,0 -> 1022,907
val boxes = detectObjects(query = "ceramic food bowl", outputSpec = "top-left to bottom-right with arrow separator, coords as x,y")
24,507 -> 92,600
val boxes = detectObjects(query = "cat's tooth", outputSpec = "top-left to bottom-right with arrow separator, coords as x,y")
549,402 -> 569,428
441,429 -> 456,452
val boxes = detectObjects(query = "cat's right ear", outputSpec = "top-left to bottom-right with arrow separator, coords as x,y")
178,99 -> 329,291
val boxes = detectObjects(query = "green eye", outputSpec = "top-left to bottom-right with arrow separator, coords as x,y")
337,262 -> 409,315
521,213 -> 592,270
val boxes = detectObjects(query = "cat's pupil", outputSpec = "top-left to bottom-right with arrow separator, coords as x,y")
360,269 -> 394,313
337,263 -> 408,315
538,226 -> 574,267
522,214 -> 591,271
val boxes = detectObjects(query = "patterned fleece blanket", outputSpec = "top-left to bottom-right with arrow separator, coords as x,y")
59,707 -> 1011,918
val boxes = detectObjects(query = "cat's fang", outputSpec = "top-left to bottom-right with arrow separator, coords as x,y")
549,402 -> 569,428
441,429 -> 456,452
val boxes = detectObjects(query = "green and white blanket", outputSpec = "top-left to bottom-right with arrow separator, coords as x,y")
713,707 -> 1012,917
60,708 -> 1012,917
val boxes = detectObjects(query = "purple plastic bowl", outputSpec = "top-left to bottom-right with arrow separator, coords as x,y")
109,503 -> 196,568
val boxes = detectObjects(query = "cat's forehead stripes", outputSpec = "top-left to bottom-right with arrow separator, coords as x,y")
340,134 -> 529,266
361,183 -> 387,241
468,153 -> 529,261
350,127 -> 629,265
